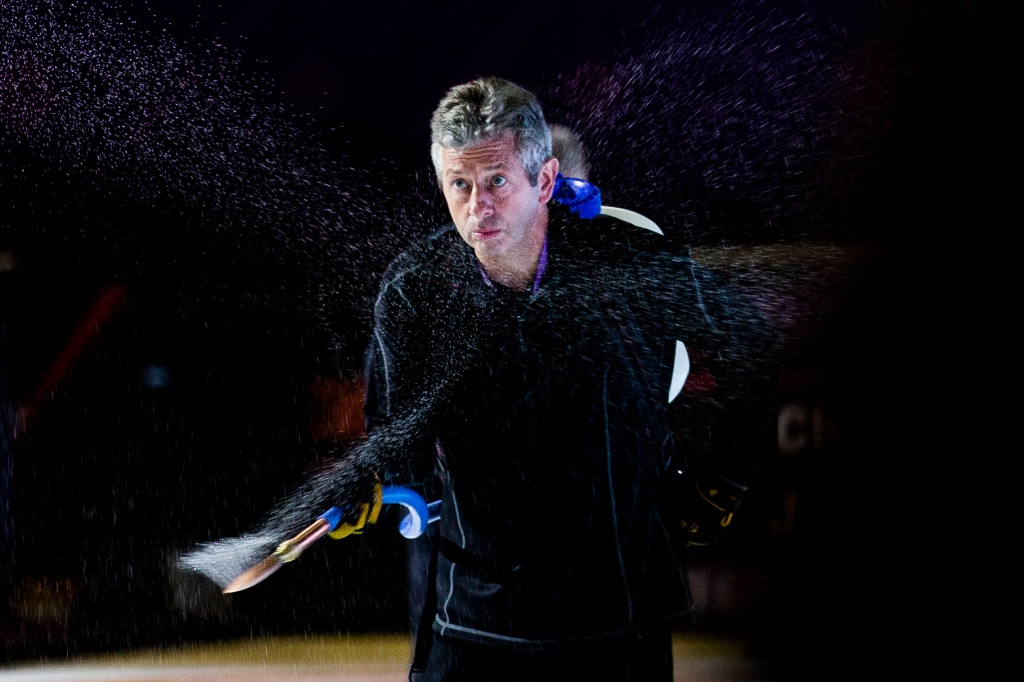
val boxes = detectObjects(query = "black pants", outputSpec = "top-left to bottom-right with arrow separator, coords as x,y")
416,628 -> 673,682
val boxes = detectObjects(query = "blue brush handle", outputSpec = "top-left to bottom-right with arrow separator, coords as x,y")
383,486 -> 431,539
317,486 -> 430,540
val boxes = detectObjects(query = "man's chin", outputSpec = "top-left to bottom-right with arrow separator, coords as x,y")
472,237 -> 509,259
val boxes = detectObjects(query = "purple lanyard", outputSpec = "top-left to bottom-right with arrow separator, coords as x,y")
477,235 -> 548,294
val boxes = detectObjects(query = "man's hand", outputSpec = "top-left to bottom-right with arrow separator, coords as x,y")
663,467 -> 745,546
329,477 -> 383,539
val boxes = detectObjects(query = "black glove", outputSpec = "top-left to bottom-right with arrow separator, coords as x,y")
328,474 -> 383,540
662,466 -> 746,546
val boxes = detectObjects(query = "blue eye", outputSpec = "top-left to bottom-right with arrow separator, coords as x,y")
453,179 -> 467,190
492,176 -> 507,187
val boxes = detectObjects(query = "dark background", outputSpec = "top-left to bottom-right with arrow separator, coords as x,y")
0,0 -> 976,676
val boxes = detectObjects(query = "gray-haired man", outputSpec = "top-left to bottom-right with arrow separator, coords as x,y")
363,77 -> 778,680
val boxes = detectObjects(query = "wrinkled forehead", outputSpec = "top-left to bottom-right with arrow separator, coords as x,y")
440,133 -> 523,176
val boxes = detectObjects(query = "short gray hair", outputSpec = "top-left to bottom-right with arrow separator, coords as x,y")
430,77 -> 552,186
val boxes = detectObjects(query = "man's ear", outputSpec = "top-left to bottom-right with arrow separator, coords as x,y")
538,157 -> 559,203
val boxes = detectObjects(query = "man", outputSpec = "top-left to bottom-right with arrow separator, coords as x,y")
363,77 -> 778,681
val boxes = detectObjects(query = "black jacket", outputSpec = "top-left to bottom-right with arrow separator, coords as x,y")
365,204 -> 778,648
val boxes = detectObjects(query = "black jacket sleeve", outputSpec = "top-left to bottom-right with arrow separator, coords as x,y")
362,259 -> 438,489
643,252 -> 782,544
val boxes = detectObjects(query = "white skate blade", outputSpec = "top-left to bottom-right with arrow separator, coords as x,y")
599,205 -> 665,235
668,340 -> 689,403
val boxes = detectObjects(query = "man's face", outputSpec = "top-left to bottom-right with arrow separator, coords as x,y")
439,134 -> 556,262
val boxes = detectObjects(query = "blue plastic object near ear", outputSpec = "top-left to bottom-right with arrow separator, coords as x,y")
552,175 -> 602,219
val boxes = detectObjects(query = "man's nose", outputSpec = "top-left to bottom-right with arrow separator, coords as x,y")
469,184 -> 493,217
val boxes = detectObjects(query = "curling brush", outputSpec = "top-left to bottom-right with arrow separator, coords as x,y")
223,486 -> 432,593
